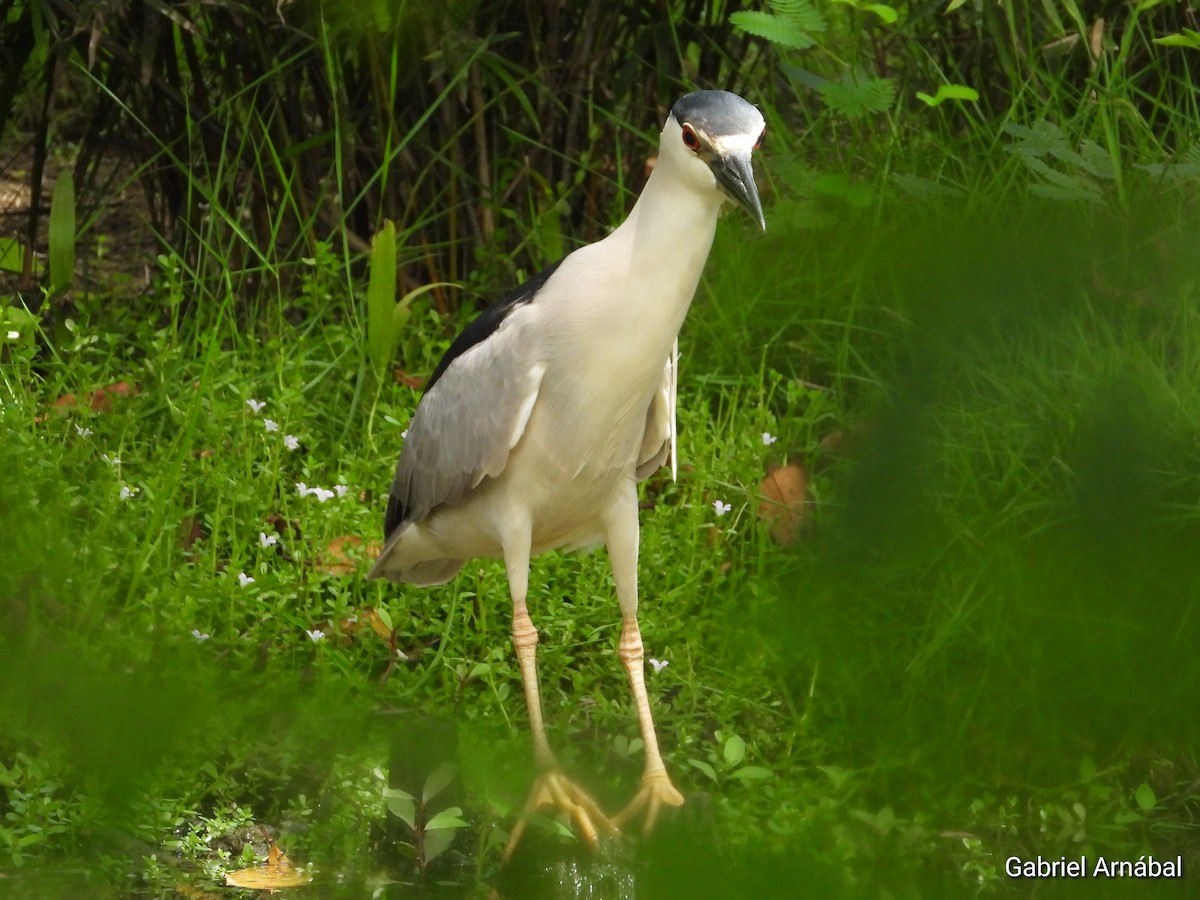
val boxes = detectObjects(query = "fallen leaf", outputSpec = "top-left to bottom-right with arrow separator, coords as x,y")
818,429 -> 844,454
758,462 -> 808,545
393,369 -> 426,389
263,514 -> 301,542
1088,18 -> 1105,61
51,379 -> 137,413
224,838 -> 312,891
179,516 -> 205,554
361,607 -> 393,640
317,535 -> 380,575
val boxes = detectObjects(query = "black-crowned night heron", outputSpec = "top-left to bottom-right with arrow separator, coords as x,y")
368,90 -> 766,853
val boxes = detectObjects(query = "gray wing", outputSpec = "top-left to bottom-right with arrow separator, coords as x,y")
636,340 -> 677,481
385,308 -> 545,533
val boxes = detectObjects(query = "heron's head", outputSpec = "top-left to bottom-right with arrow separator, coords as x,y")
660,90 -> 766,231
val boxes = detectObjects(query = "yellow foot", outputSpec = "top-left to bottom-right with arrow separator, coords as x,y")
612,772 -> 684,834
502,769 -> 617,861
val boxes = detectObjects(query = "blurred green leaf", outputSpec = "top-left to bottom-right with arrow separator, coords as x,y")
688,758 -> 718,783
422,762 -> 456,804
730,11 -> 817,49
425,806 -> 467,830
1152,29 -> 1200,49
915,83 -> 979,106
422,825 -> 456,864
723,734 -> 746,767
729,766 -> 774,782
0,237 -> 23,274
366,221 -> 398,375
1134,783 -> 1156,812
384,788 -> 416,829
48,171 -> 75,297
819,71 -> 895,117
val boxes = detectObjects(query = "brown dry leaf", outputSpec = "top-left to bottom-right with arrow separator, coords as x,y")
393,368 -> 426,389
263,514 -> 301,542
758,462 -> 808,546
51,379 -> 137,413
361,607 -> 394,640
338,608 -> 396,653
179,516 -> 205,554
224,839 -> 312,891
317,536 -> 380,575
818,429 -> 844,454
1088,18 -> 1105,62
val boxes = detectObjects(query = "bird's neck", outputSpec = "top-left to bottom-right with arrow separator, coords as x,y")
597,164 -> 723,364
620,166 -> 723,277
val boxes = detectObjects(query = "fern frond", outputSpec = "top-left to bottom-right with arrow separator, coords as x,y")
819,72 -> 895,118
729,10 -> 816,49
767,0 -> 827,32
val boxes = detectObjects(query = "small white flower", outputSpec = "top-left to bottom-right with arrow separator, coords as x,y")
263,418 -> 279,433
283,434 -> 300,451
713,500 -> 732,517
296,482 -> 311,496
5,330 -> 18,340
75,424 -> 93,438
246,399 -> 266,414
259,531 -> 278,548
238,571 -> 255,587
101,454 -> 121,466
648,658 -> 670,673
191,629 -> 210,642
305,629 -> 325,643
401,429 -> 409,439
334,484 -> 349,497
312,487 -> 335,503
119,485 -> 137,500
762,431 -> 778,446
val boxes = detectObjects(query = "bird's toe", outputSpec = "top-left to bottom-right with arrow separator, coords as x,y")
503,769 -> 617,861
613,772 -> 685,834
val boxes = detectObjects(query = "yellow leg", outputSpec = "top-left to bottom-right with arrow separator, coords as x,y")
612,613 -> 684,832
502,540 -> 615,860
511,603 -> 556,770
601,484 -> 685,833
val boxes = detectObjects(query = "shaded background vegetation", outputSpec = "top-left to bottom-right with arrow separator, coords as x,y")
2,0 -> 1200,897
5,0 -> 1196,313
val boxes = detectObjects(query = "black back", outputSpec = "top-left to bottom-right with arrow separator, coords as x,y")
383,258 -> 565,538
424,259 -> 564,393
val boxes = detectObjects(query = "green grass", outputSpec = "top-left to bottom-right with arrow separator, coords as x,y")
3,186 -> 1199,898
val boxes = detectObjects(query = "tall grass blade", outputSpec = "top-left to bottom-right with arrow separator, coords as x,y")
48,170 -> 75,298
367,220 -> 397,375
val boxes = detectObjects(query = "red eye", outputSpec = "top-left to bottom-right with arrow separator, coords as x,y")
754,127 -> 766,151
681,124 -> 701,152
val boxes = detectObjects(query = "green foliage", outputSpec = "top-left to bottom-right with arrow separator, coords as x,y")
818,70 -> 895,118
46,170 -> 74,298
728,9 -> 822,50
1003,119 -> 1116,202
1152,28 -> 1200,49
366,221 -> 398,376
384,763 -> 468,869
915,84 -> 979,107
0,751 -> 81,868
